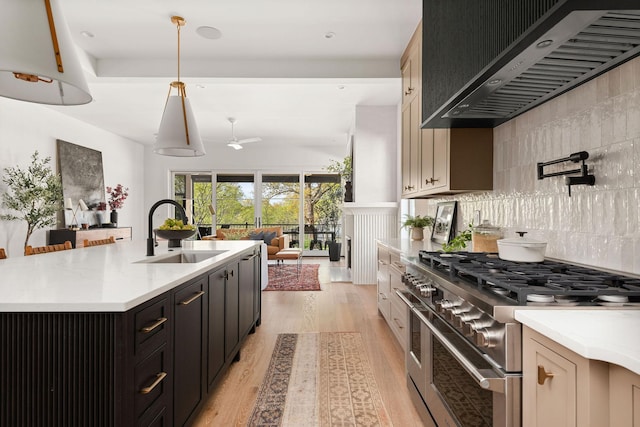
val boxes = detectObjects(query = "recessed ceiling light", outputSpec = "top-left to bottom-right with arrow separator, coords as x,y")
337,85 -> 345,90
488,79 -> 502,86
196,84 -> 205,89
80,31 -> 95,38
196,26 -> 222,40
324,32 -> 335,39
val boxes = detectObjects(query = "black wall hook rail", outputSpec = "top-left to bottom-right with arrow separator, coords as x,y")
537,151 -> 595,196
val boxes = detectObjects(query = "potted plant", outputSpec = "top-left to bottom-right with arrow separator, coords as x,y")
0,151 -> 63,250
326,156 -> 353,202
401,214 -> 434,241
106,184 -> 128,226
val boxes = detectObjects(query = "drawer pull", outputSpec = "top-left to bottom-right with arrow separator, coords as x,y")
537,365 -> 554,385
379,292 -> 387,300
140,371 -> 167,394
140,317 -> 167,333
393,318 -> 404,329
179,290 -> 205,305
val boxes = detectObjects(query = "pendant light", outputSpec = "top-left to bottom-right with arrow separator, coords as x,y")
0,0 -> 92,105
154,16 -> 206,157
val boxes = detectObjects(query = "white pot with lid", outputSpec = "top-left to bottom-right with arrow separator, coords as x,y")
496,231 -> 547,262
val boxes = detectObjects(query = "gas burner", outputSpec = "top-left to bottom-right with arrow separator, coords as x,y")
527,294 -> 555,303
597,295 -> 629,303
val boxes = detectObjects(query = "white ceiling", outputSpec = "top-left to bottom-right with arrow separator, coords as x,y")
47,0 -> 422,149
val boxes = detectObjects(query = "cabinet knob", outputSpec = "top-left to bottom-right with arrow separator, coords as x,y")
537,365 -> 555,385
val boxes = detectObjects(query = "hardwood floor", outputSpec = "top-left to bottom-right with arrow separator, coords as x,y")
193,258 -> 424,426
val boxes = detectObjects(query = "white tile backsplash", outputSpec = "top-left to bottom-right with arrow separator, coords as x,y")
423,56 -> 640,274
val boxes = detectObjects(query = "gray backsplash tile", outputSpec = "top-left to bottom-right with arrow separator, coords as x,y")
423,56 -> 640,274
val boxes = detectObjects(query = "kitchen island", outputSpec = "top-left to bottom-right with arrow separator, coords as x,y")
0,239 -> 263,426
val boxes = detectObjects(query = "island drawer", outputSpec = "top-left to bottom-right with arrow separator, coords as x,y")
134,296 -> 171,357
134,343 -> 172,423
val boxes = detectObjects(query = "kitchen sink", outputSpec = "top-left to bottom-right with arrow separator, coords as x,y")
137,250 -> 227,264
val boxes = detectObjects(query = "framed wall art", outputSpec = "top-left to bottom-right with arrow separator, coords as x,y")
431,201 -> 457,244
57,139 -> 106,227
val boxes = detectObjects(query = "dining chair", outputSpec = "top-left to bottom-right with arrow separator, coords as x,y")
24,241 -> 73,255
0,248 -> 6,259
83,236 -> 116,247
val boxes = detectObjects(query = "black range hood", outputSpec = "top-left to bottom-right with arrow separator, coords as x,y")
422,1 -> 640,128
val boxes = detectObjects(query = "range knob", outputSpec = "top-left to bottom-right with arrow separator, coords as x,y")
453,311 -> 482,328
418,284 -> 436,297
462,318 -> 494,336
475,327 -> 501,348
435,299 -> 461,314
446,306 -> 471,321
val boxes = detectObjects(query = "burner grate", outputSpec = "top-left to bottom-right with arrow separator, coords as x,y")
419,250 -> 640,305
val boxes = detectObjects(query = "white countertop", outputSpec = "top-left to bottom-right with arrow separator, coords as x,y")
515,309 -> 640,375
0,239 -> 260,312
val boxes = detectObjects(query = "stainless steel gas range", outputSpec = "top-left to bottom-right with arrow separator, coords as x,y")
398,251 -> 640,427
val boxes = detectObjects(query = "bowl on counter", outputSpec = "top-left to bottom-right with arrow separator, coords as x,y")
155,228 -> 197,248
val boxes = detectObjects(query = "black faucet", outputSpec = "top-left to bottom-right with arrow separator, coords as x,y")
147,199 -> 188,256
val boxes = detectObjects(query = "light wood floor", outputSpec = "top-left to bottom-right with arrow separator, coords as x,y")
193,258 -> 424,426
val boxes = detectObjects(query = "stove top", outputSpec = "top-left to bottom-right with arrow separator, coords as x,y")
418,251 -> 640,306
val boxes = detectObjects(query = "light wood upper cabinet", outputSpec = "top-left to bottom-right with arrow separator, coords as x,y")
401,23 -> 421,106
417,128 -> 493,196
401,21 -> 493,198
523,326 -> 610,427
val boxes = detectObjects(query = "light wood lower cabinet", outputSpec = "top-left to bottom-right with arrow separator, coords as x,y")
377,244 -> 407,351
610,365 -> 640,427
523,326 -> 609,427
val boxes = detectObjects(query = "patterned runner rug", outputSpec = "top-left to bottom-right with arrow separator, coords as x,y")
265,264 -> 321,291
247,332 -> 393,426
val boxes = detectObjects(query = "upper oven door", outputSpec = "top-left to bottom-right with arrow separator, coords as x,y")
414,307 -> 521,427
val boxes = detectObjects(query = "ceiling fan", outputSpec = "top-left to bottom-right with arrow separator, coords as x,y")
225,117 -> 261,150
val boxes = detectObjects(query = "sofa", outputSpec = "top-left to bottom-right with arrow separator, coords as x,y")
213,226 -> 289,261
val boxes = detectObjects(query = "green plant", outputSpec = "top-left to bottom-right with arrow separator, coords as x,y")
326,156 -> 352,182
441,223 -> 473,252
401,214 -> 434,230
0,151 -> 63,249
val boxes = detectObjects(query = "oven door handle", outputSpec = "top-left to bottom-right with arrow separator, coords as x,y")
412,307 -> 506,394
395,289 -> 414,307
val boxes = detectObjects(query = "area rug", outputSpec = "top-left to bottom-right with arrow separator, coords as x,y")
247,332 -> 393,427
265,264 -> 321,291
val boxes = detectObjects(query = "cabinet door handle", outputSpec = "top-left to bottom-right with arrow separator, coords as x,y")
537,365 -> 554,385
404,87 -> 414,95
178,290 -> 205,305
427,177 -> 440,185
139,372 -> 167,394
224,269 -> 235,280
140,317 -> 167,333
378,292 -> 387,300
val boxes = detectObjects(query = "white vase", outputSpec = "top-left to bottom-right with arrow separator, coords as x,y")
411,227 -> 424,241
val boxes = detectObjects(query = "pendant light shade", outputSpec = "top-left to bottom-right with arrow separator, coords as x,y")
154,16 -> 205,157
0,0 -> 92,105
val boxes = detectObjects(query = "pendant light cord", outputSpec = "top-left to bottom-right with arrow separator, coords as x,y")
176,19 -> 181,83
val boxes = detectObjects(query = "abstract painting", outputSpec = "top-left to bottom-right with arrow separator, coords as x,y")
57,140 -> 106,227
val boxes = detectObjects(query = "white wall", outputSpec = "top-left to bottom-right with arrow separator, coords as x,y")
352,105 -> 398,203
419,56 -> 640,274
0,97 -> 145,257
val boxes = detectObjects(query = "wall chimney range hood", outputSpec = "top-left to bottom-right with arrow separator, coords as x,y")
423,2 -> 640,128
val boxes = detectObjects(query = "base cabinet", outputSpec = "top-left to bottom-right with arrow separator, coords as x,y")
0,247 -> 262,426
523,326 -> 609,427
609,365 -> 640,427
173,277 -> 207,426
377,243 -> 407,351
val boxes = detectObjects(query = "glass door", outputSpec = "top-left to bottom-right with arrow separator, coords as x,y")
261,174 -> 300,247
215,174 -> 256,231
303,174 -> 341,255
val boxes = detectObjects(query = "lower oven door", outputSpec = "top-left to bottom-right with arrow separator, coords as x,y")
414,306 -> 521,427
